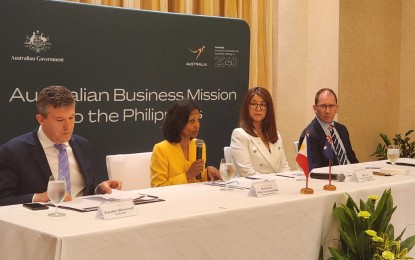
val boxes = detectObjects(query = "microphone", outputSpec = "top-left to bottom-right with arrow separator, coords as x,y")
195,139 -> 204,180
310,172 -> 345,182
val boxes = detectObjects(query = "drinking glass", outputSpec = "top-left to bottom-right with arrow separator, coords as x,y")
219,158 -> 236,191
47,175 -> 67,217
295,161 -> 305,181
387,145 -> 400,165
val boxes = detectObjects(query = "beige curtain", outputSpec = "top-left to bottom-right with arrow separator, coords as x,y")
66,0 -> 273,92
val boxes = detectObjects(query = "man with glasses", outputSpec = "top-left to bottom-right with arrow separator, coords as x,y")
298,88 -> 358,171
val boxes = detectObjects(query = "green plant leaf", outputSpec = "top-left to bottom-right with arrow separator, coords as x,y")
405,129 -> 414,136
328,247 -> 347,260
380,133 -> 390,145
339,229 -> 358,255
401,234 -> 415,252
386,224 -> 395,240
371,189 -> 395,232
328,188 -> 415,259
355,231 -> 370,259
371,130 -> 415,159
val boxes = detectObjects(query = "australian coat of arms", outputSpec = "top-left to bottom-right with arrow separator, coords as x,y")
24,30 -> 51,53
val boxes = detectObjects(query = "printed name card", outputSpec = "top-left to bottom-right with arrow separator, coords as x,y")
97,200 -> 138,220
349,169 -> 375,183
249,181 -> 279,197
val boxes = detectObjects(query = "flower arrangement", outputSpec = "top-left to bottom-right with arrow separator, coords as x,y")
328,189 -> 415,260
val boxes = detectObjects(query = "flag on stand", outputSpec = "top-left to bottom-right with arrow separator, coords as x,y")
323,134 -> 334,161
296,134 -> 310,177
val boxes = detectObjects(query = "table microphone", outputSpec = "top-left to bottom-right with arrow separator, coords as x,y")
310,172 -> 345,182
195,139 -> 204,180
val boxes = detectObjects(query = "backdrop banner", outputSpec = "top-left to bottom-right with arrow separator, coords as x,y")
0,0 -> 249,182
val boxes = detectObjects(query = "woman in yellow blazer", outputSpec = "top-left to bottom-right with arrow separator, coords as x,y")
150,99 -> 221,187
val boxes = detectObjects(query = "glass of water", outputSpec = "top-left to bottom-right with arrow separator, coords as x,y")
387,145 -> 400,165
219,158 -> 236,191
47,175 -> 67,217
295,161 -> 305,181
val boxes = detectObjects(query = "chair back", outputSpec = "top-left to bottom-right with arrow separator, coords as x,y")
223,146 -> 239,177
294,141 -> 299,156
106,152 -> 152,190
223,146 -> 232,163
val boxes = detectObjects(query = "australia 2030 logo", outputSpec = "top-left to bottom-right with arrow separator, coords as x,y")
24,30 -> 51,53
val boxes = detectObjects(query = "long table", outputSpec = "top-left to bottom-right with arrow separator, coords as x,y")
1,160 -> 415,260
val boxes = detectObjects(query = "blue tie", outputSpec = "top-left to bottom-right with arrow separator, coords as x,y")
54,144 -> 71,195
329,125 -> 348,165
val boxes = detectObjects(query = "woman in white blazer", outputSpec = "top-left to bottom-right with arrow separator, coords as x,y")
230,87 -> 290,176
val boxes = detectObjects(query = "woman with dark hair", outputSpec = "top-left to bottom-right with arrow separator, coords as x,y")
230,87 -> 290,176
150,99 -> 221,187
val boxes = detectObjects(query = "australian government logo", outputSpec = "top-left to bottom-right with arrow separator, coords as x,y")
11,30 -> 64,63
25,30 -> 51,53
186,45 -> 207,67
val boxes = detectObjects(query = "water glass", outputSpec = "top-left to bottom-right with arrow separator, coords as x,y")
47,175 -> 67,217
387,145 -> 400,165
219,158 -> 236,191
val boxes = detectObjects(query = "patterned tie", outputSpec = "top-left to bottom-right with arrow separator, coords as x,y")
54,144 -> 71,194
329,125 -> 348,165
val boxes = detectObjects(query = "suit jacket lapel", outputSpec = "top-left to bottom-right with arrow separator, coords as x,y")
247,135 -> 279,172
69,138 -> 92,192
29,131 -> 53,182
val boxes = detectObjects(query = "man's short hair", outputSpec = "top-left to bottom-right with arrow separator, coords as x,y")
314,88 -> 338,105
37,86 -> 75,117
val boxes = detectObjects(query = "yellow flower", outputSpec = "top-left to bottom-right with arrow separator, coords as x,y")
372,236 -> 384,243
382,250 -> 395,259
369,195 -> 378,201
357,211 -> 371,218
365,230 -> 377,237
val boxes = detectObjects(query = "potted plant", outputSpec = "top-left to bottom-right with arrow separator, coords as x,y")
328,189 -> 415,259
371,130 -> 415,160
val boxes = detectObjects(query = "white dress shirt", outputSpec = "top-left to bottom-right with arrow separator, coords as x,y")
37,126 -> 86,197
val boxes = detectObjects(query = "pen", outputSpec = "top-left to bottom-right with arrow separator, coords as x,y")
275,174 -> 295,179
144,195 -> 159,199
83,207 -> 99,212
245,176 -> 263,180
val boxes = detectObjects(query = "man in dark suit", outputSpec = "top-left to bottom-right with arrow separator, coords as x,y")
0,86 -> 121,206
299,88 -> 358,171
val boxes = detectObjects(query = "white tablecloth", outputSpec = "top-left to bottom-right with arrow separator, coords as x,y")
1,160 -> 415,260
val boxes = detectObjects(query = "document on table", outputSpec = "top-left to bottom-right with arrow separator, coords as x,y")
387,158 -> 415,167
204,181 -> 250,190
57,190 -> 163,212
311,164 -> 364,176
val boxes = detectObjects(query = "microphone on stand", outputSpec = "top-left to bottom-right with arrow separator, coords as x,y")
310,172 -> 345,182
195,139 -> 204,180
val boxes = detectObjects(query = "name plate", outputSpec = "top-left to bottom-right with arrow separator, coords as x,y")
97,200 -> 138,220
249,180 -> 279,197
350,169 -> 375,182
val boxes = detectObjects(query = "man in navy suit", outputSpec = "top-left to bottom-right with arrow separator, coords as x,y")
0,86 -> 121,206
299,88 -> 358,171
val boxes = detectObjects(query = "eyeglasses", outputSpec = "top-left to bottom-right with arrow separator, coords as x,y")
249,102 -> 267,111
317,104 -> 338,111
